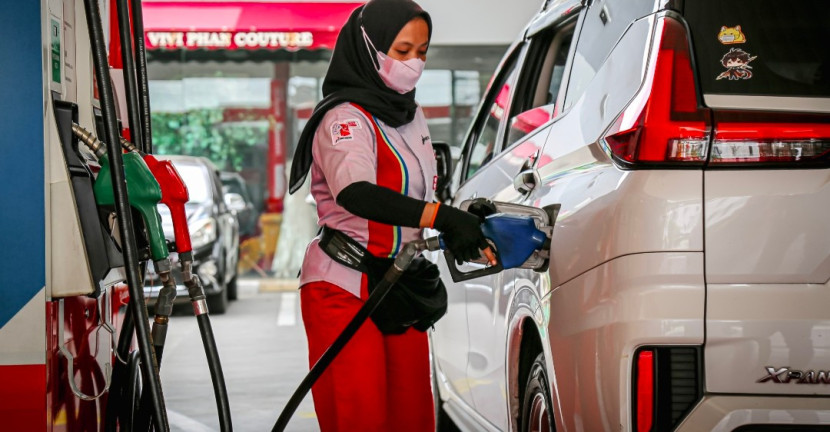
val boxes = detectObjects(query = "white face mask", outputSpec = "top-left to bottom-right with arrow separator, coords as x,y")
362,26 -> 426,94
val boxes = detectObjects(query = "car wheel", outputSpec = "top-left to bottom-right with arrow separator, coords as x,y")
521,353 -> 554,432
226,273 -> 238,301
207,282 -> 229,314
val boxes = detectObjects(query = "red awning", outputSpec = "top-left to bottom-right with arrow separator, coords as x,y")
142,1 -> 363,51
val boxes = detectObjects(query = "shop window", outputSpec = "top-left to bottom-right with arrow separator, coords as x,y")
416,70 -> 481,150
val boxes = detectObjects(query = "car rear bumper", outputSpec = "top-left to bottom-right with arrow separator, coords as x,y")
675,394 -> 830,431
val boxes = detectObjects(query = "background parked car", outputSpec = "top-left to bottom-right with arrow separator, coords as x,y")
220,171 -> 259,241
430,0 -> 830,431
144,155 -> 240,313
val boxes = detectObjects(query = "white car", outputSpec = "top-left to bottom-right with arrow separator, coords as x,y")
430,0 -> 830,431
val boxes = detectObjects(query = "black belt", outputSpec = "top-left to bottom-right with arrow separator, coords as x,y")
318,225 -> 379,273
316,225 -> 447,335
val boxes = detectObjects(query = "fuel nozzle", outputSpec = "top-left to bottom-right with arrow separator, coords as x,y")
73,123 -> 170,263
118,138 -> 194,258
93,151 -> 170,263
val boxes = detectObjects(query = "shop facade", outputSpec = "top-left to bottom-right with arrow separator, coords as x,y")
143,0 -> 540,275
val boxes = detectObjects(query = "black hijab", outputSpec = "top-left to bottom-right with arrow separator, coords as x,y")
289,0 -> 432,194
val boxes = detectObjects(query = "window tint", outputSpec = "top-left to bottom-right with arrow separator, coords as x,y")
465,56 -> 521,180
505,29 -> 573,148
685,0 -> 830,97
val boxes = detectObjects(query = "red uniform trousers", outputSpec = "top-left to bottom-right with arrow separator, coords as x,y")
300,280 -> 435,432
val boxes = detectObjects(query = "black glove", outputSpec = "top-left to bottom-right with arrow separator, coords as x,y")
433,205 -> 490,264
466,198 -> 498,222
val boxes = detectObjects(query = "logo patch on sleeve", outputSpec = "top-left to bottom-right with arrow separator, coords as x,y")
330,119 -> 362,145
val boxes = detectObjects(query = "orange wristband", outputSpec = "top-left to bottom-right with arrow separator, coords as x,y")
420,202 -> 440,228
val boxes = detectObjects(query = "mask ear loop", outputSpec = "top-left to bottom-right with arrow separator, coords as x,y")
360,26 -> 382,71
358,10 -> 382,71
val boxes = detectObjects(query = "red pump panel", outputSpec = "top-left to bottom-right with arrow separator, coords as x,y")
0,363 -> 45,431
142,154 -> 192,254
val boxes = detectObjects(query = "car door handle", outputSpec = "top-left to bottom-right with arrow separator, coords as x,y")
513,168 -> 540,195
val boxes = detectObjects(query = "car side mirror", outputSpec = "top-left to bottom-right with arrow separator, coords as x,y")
224,192 -> 247,213
432,141 -> 453,202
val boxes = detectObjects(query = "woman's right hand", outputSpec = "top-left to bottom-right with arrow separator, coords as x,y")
433,205 -> 491,264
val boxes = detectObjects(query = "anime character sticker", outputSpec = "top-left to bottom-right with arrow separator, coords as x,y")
718,25 -> 746,44
717,48 -> 757,80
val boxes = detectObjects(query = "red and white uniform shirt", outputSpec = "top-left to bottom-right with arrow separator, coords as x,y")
300,102 -> 437,298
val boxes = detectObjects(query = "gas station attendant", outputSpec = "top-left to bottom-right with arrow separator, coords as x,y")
286,0 -> 492,430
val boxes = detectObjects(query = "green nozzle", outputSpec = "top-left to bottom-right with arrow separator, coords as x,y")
94,152 -> 169,261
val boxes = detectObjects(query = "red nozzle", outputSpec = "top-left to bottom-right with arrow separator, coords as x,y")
142,154 -> 192,254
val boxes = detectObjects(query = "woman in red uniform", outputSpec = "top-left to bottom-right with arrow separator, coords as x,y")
288,0 -> 491,430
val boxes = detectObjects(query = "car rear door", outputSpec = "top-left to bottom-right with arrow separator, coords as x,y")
431,44 -> 526,419
442,4 -> 582,428
684,1 -> 830,395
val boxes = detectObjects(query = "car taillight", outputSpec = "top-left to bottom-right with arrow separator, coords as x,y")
709,111 -> 830,165
603,18 -> 711,165
634,350 -> 654,432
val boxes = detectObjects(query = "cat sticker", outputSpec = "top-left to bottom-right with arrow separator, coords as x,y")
718,25 -> 746,45
717,48 -> 757,80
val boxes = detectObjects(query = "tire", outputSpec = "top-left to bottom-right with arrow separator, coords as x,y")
226,273 -> 238,301
207,283 -> 229,314
520,353 -> 554,432
226,246 -> 239,301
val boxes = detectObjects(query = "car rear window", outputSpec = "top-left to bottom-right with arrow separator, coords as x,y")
174,164 -> 211,203
684,0 -> 830,98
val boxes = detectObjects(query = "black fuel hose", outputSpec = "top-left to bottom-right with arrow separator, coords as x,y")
125,350 -> 143,430
134,304 -> 231,432
105,306 -> 135,431
271,240 -> 425,432
114,0 -> 144,150
183,274 -> 233,432
197,313 -> 233,432
129,0 -> 154,154
82,1 -> 169,431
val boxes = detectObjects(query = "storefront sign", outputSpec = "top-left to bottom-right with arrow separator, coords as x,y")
146,31 -> 314,50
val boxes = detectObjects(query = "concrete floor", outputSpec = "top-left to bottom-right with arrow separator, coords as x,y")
158,278 -> 318,432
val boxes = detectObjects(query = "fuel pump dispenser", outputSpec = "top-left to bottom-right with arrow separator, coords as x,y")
72,124 -> 179,361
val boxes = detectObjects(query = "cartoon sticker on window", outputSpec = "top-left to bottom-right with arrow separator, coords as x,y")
717,48 -> 757,80
718,25 -> 746,45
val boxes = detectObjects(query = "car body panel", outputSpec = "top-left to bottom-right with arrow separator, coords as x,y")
704,170 -> 830,284
704,169 -> 830,396
706,281 -> 830,395
544,252 -> 705,432
675,395 -> 830,431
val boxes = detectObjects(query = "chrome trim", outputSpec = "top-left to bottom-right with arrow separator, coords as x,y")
98,289 -> 127,365
704,95 -> 830,113
192,299 -> 209,316
528,0 -> 584,37
58,299 -> 112,401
